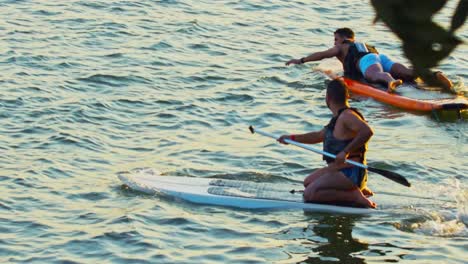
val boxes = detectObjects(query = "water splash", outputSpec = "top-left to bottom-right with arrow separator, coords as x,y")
411,212 -> 466,237
411,179 -> 467,237
454,179 -> 468,226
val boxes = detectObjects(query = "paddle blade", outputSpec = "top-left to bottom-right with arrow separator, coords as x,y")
368,167 -> 411,187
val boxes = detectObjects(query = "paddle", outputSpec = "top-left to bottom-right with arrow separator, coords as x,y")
249,126 -> 411,187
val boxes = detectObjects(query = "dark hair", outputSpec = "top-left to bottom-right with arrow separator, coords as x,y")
334,28 -> 354,39
326,79 -> 349,104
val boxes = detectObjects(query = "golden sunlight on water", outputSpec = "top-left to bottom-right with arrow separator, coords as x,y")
0,0 -> 466,263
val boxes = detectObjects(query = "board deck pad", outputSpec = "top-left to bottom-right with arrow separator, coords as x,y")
207,179 -> 303,202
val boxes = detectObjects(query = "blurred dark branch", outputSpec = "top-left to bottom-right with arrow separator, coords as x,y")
371,0 -> 465,86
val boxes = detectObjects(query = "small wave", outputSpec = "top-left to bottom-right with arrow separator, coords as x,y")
259,75 -> 289,85
78,1 -> 107,9
0,202 -> 12,210
145,41 -> 173,50
32,9 -> 62,16
78,74 -> 151,87
67,191 -> 110,202
43,132 -> 104,153
154,99 -> 184,106
213,93 -> 254,104
104,53 -> 124,58
181,74 -> 228,84
189,43 -> 209,50
114,98 -> 153,108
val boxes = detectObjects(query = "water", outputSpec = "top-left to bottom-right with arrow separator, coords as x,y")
0,0 -> 467,263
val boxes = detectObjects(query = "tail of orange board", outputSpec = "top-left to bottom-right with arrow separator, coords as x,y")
316,69 -> 467,112
341,77 -> 468,112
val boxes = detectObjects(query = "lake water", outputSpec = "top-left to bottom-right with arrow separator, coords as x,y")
0,0 -> 467,263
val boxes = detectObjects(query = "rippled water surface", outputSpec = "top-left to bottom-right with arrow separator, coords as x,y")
1,0 -> 467,263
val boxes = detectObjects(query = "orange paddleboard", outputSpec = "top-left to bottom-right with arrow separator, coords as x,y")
341,77 -> 467,112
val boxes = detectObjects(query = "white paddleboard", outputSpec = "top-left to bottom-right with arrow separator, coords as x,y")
118,168 -> 376,215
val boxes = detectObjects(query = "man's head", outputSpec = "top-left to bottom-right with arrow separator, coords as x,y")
326,79 -> 349,108
334,28 -> 354,45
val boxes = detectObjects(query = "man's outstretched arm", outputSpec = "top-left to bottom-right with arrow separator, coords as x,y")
286,46 -> 340,65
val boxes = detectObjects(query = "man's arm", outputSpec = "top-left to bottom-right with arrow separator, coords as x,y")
334,111 -> 373,164
286,46 -> 340,66
277,128 -> 325,145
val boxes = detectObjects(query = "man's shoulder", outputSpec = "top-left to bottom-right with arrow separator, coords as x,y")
333,44 -> 349,58
337,43 -> 351,48
341,108 -> 365,121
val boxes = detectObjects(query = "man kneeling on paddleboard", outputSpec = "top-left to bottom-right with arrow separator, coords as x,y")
278,80 -> 376,208
286,27 -> 453,93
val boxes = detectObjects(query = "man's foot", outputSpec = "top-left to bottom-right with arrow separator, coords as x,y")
356,192 -> 377,208
387,79 -> 403,93
356,193 -> 377,208
361,187 -> 374,197
434,71 -> 454,92
321,69 -> 339,79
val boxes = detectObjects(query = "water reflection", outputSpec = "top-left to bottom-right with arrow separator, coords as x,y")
303,215 -> 367,264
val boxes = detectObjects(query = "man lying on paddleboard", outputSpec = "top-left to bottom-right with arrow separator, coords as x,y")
286,27 -> 453,93
278,80 -> 376,208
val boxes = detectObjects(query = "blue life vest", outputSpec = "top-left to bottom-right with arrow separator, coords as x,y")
343,40 -> 378,80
